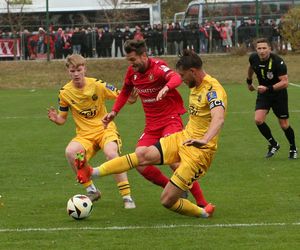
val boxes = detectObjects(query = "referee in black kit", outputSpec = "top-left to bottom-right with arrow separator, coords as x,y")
246,38 -> 297,159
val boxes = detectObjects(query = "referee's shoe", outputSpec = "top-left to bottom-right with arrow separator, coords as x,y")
289,149 -> 298,159
266,143 -> 280,158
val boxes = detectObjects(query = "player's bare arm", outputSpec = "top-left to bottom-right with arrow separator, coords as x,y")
47,106 -> 67,125
156,85 -> 169,101
247,66 -> 256,91
127,87 -> 139,104
102,111 -> 117,128
183,106 -> 225,148
257,74 -> 289,94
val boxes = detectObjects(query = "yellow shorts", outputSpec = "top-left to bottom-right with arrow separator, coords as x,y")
72,127 -> 122,161
160,131 -> 214,191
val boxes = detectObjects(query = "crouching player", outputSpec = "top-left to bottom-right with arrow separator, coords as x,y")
76,50 -> 227,217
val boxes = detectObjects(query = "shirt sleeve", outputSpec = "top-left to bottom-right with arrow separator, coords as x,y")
276,58 -> 287,76
206,87 -> 226,110
97,79 -> 119,100
158,61 -> 182,89
165,71 -> 182,89
58,89 -> 69,114
112,71 -> 134,113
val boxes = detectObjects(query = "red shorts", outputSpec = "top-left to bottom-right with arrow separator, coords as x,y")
137,116 -> 183,147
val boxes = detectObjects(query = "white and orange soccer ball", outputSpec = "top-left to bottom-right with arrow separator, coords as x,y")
67,194 -> 93,220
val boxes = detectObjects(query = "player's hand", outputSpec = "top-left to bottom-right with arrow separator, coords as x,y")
156,86 -> 169,101
247,84 -> 256,92
257,85 -> 268,94
183,139 -> 207,148
127,88 -> 139,104
102,111 -> 117,128
47,106 -> 58,122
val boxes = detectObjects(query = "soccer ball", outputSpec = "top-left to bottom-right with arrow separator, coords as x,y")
67,194 -> 93,220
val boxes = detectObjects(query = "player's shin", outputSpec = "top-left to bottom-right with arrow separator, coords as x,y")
169,198 -> 209,218
96,153 -> 139,176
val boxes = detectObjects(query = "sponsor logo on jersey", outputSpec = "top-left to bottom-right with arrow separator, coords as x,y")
189,105 -> 200,116
137,87 -> 161,94
92,94 -> 98,101
79,107 -> 97,118
142,98 -> 156,103
206,91 -> 217,102
133,74 -> 137,80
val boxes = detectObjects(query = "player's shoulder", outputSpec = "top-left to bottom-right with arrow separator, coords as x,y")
94,78 -> 118,92
59,81 -> 72,95
270,52 -> 285,64
249,52 -> 258,62
203,75 -> 225,93
151,58 -> 172,73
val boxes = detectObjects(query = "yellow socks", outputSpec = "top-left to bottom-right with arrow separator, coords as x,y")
96,153 -> 139,176
117,181 -> 131,197
169,198 -> 208,218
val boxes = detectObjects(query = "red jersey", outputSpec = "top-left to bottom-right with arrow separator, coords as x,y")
113,58 -> 186,131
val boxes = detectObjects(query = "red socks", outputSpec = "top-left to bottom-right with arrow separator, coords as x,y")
141,165 -> 169,187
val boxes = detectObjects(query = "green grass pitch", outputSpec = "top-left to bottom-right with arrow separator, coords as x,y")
0,84 -> 299,249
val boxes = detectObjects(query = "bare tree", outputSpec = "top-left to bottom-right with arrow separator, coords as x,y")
97,0 -> 150,28
3,0 -> 30,59
4,0 -> 28,32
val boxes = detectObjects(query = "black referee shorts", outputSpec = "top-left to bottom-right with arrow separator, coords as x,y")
255,90 -> 289,119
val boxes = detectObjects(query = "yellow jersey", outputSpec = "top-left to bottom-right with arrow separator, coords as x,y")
184,74 -> 227,151
58,77 -> 119,136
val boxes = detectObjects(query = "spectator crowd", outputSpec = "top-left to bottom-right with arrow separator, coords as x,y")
0,18 -> 287,60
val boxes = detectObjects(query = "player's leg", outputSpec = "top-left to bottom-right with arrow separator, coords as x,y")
169,162 -> 208,207
278,119 -> 297,159
103,141 -> 136,209
77,145 -> 162,183
255,95 -> 280,157
255,109 -> 280,157
65,141 -> 101,202
274,94 -> 297,159
135,133 -> 169,188
159,133 -> 214,218
160,181 -> 211,218
136,145 -> 169,188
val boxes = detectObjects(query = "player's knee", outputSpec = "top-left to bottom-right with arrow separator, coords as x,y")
279,120 -> 289,130
160,192 -> 176,208
65,147 -> 76,161
105,151 -> 119,160
255,118 -> 264,125
135,148 -> 151,165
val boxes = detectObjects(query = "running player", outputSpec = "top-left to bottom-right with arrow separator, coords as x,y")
102,39 -> 210,208
246,38 -> 297,159
77,50 -> 227,218
47,54 -> 136,208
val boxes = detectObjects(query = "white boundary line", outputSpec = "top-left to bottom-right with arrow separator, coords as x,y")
0,222 -> 299,233
289,82 -> 300,88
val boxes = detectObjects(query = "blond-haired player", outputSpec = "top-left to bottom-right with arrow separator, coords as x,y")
47,54 -> 135,208
77,50 -> 227,218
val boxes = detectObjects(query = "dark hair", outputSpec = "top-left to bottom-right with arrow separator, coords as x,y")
255,37 -> 271,47
124,39 -> 147,55
176,50 -> 203,70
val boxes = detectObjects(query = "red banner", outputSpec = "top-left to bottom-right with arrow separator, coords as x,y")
0,39 -> 21,57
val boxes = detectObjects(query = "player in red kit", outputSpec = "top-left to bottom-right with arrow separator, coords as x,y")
101,40 -> 212,209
